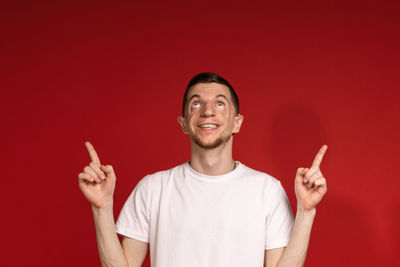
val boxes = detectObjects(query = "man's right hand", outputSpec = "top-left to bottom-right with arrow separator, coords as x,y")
78,141 -> 116,208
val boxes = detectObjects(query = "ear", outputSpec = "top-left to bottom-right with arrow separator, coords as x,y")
232,114 -> 244,134
177,116 -> 189,134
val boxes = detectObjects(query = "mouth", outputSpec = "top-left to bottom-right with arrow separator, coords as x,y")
198,123 -> 219,130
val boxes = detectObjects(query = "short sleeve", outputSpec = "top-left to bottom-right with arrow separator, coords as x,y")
115,176 -> 150,243
265,181 -> 294,250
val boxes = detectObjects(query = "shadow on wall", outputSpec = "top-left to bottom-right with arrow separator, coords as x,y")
391,202 -> 400,265
267,103 -> 327,195
266,103 -> 381,266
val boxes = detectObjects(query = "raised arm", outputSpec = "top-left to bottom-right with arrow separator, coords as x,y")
78,141 -> 148,267
266,145 -> 328,267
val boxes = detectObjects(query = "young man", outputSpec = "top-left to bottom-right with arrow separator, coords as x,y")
78,72 -> 328,267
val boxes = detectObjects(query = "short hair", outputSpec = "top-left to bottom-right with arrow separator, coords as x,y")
182,72 -> 239,117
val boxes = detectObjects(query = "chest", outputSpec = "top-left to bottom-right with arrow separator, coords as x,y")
158,179 -> 266,237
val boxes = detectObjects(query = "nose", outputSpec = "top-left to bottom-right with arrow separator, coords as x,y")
200,102 -> 215,117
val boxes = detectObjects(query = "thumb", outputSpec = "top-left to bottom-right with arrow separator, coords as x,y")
101,164 -> 116,179
295,167 -> 307,177
295,167 -> 309,183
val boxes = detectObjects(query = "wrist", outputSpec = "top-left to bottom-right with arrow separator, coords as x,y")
296,205 -> 317,217
91,199 -> 114,213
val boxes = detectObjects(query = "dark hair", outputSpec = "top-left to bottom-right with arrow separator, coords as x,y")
182,72 -> 239,117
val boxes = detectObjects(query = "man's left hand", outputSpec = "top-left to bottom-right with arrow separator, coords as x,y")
295,145 -> 328,211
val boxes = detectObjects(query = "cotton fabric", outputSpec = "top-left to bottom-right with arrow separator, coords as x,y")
116,161 -> 294,267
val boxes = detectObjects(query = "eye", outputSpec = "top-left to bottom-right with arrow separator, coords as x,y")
192,101 -> 200,108
217,102 -> 225,109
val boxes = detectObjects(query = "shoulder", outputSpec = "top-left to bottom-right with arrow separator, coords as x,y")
137,163 -> 186,185
126,164 -> 185,198
240,163 -> 282,186
239,163 -> 289,199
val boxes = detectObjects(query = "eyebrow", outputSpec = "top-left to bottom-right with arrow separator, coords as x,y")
188,94 -> 200,103
216,94 -> 229,102
188,94 -> 230,103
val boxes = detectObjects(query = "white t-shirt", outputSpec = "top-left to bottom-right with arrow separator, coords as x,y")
116,161 -> 294,267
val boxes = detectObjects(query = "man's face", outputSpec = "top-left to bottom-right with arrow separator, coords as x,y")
178,82 -> 244,149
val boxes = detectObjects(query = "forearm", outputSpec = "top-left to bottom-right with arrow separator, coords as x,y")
92,201 -> 128,267
277,206 -> 316,267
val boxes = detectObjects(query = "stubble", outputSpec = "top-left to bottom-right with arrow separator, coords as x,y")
191,132 -> 232,149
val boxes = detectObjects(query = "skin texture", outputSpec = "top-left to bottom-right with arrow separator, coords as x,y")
177,82 -> 244,176
78,82 -> 328,267
79,142 -> 148,267
178,82 -> 242,150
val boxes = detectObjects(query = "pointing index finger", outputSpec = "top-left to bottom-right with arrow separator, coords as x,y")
312,145 -> 328,168
85,141 -> 101,164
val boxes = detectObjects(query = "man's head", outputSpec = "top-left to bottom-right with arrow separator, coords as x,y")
178,72 -> 244,150
181,72 -> 239,118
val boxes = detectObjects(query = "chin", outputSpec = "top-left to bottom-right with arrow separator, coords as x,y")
192,135 -> 231,150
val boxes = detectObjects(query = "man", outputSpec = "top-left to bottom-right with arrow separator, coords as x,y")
78,72 -> 328,267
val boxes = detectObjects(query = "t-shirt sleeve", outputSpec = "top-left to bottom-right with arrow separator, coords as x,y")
115,176 -> 150,243
265,181 -> 294,250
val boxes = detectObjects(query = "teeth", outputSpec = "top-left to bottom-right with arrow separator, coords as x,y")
200,124 -> 217,129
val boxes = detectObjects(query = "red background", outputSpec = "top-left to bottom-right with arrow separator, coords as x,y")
1,0 -> 399,266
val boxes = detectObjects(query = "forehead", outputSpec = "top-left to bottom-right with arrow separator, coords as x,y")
188,82 -> 232,100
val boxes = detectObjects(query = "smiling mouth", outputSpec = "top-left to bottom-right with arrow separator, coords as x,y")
198,124 -> 219,129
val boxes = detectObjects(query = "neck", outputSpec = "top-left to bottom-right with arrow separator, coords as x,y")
189,137 -> 235,176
